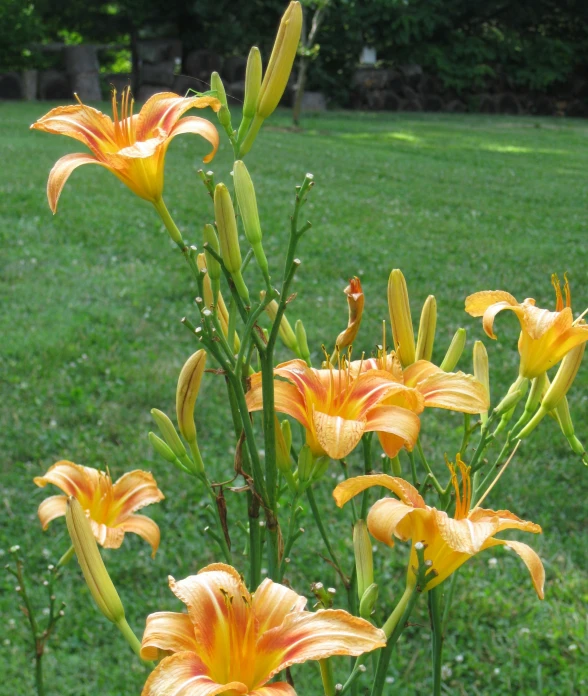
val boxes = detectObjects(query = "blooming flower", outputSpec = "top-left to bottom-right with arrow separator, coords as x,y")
246,358 -> 421,460
352,353 -> 488,457
34,460 -> 164,556
140,563 -> 385,695
333,458 -> 544,597
465,275 -> 588,379
31,88 -> 220,212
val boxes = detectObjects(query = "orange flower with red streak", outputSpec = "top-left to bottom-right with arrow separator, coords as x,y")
140,563 -> 385,696
352,353 -> 488,457
333,459 -> 544,597
465,275 -> 588,379
34,460 -> 164,556
30,88 -> 220,212
246,359 -> 421,460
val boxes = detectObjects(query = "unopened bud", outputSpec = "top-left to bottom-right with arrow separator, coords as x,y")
415,295 -> 437,362
297,445 -> 314,483
295,319 -> 311,364
176,349 -> 207,444
310,456 -> 329,482
210,72 -> 228,109
234,160 -> 269,280
65,497 -> 125,624
440,328 -> 466,372
275,417 -> 291,473
359,582 -> 379,620
555,397 -> 586,456
148,432 -> 176,464
214,183 -> 249,302
335,277 -> 364,350
151,408 -> 187,459
388,269 -> 415,367
472,340 -> 489,421
262,292 -> 299,354
243,47 -> 262,119
353,519 -> 374,601
494,389 -> 523,417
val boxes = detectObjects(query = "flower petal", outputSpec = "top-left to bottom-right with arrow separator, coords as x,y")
168,116 -> 220,164
112,470 -> 164,518
141,612 -> 198,661
250,684 -> 296,696
246,376 -> 310,428
470,508 -> 542,535
89,519 -> 126,549
136,93 -> 221,141
365,404 -> 421,452
34,460 -> 98,502
481,538 -> 545,599
366,497 -> 417,547
257,609 -> 385,682
45,153 -> 108,214
274,360 -> 327,403
434,510 -> 498,554
402,360 -> 441,387
465,291 -> 518,317
333,474 -> 426,509
118,514 -> 161,557
37,495 -> 68,530
312,409 -> 365,460
416,371 -> 489,413
142,651 -> 247,696
376,431 -> 406,458
521,303 -> 570,341
344,372 -> 414,419
31,103 -> 116,153
252,578 -> 307,634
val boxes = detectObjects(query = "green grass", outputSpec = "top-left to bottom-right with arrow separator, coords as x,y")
1,102 -> 588,695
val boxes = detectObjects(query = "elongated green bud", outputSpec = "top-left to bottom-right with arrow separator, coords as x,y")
440,328 -> 466,372
148,432 -> 177,464
297,444 -> 314,483
388,269 -> 415,367
262,291 -> 299,354
555,396 -> 586,456
243,47 -> 262,120
310,456 -> 329,482
415,295 -> 437,362
276,417 -> 291,473
353,519 -> 374,601
359,582 -> 379,620
203,223 -> 221,303
214,183 -> 249,302
495,376 -> 528,434
66,497 -> 125,624
233,160 -> 269,281
151,408 -> 187,459
176,349 -> 207,444
210,72 -> 232,130
295,319 -> 311,364
473,340 -> 489,422
495,389 -> 522,417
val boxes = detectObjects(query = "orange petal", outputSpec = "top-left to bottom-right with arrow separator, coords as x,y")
274,360 -> 327,403
481,538 -> 545,599
258,609 -> 386,681
137,93 -> 221,141
470,508 -> 542,535
312,409 -> 365,460
402,360 -> 441,387
168,116 -> 220,164
112,470 -> 164,518
250,685 -> 296,696
433,509 -> 498,554
89,519 -> 126,549
34,460 -> 97,501
377,431 -> 406,458
31,103 -> 116,153
246,375 -> 310,428
37,495 -> 68,530
465,291 -> 518,317
141,651 -> 247,696
417,371 -> 489,413
252,578 -> 307,634
365,404 -> 421,451
45,153 -> 107,213
521,303 -> 570,341
333,474 -> 426,509
345,372 -> 413,419
118,514 -> 161,557
366,497 -> 417,547
141,611 -> 198,660
169,566 -> 250,666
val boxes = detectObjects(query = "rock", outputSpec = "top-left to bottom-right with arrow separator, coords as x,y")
103,73 -> 132,94
71,72 -> 102,101
566,100 -> 588,118
478,94 -> 497,113
419,73 -> 443,96
138,39 -> 182,65
223,56 -> 247,84
445,99 -> 467,113
137,84 -> 170,102
498,92 -> 521,114
423,95 -> 444,112
64,45 -> 100,75
399,63 -> 423,89
301,91 -> 326,111
400,98 -> 422,112
366,89 -> 386,110
352,68 -> 390,92
402,86 -> 419,101
0,72 -> 21,99
21,69 -> 37,100
383,90 -> 401,111
571,78 -> 588,99
141,60 -> 176,87
387,70 -> 404,93
39,70 -> 71,100
531,95 -> 555,116
184,50 -> 223,83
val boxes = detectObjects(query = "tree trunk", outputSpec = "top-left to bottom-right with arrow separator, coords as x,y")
292,57 -> 309,126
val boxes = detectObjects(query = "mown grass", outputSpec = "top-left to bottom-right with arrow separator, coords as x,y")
1,102 -> 587,695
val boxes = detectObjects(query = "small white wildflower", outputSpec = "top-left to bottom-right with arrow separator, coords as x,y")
455,654 -> 464,663
494,668 -> 501,675
520,627 -> 530,635
487,557 -> 498,568
385,677 -> 395,684
441,665 -> 452,680
568,644 -> 577,651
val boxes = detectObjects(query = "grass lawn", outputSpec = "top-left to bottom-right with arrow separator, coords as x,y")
1,101 -> 587,695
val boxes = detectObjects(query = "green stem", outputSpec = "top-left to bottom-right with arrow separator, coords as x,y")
319,658 -> 337,696
429,587 -> 444,696
153,197 -> 185,248
306,485 -> 349,588
459,413 -> 472,457
115,617 -> 144,659
57,545 -> 75,567
35,653 -> 44,696
360,434 -> 373,519
391,455 -> 401,476
416,439 -> 444,495
407,450 -> 418,486
442,572 -> 458,631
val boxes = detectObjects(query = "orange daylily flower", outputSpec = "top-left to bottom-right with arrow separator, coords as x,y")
333,459 -> 544,598
141,563 -> 385,696
465,275 -> 588,379
335,277 -> 365,350
352,353 -> 489,457
34,460 -> 164,556
31,88 -> 220,212
245,359 -> 421,460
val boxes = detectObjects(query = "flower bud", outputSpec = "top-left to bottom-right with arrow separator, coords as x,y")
353,519 -> 374,601
214,183 -> 249,302
233,160 -> 269,280
176,349 -> 207,444
335,277 -> 364,350
494,389 -> 523,417
297,444 -> 314,483
203,224 -> 221,303
555,396 -> 586,456
150,408 -> 187,459
262,291 -> 300,354
359,582 -> 379,620
310,456 -> 329,482
276,417 -> 291,473
195,256 -> 240,351
440,328 -> 466,372
148,431 -> 177,464
243,47 -> 262,120
65,497 -> 125,624
472,340 -> 489,421
210,71 -> 228,109
295,319 -> 311,364
415,295 -> 437,362
388,269 -> 415,367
